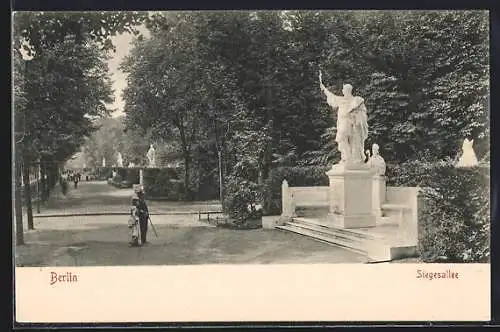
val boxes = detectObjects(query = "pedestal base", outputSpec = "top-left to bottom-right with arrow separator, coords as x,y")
328,213 -> 376,229
326,162 -> 377,229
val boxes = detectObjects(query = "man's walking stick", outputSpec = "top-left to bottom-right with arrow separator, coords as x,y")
148,216 -> 159,238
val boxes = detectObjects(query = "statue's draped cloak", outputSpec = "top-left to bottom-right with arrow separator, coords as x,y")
325,90 -> 369,163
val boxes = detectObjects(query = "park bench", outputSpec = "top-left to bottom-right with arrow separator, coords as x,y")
197,211 -> 224,221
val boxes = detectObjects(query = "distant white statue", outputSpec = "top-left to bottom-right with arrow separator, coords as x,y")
117,152 -> 124,167
367,143 -> 386,176
319,70 -> 369,165
146,144 -> 156,168
102,157 -> 106,167
456,138 -> 478,167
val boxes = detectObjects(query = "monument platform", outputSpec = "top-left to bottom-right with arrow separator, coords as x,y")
275,216 -> 418,262
326,162 -> 377,229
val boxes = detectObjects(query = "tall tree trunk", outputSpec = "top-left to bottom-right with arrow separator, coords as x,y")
218,150 -> 223,201
178,121 -> 192,201
40,162 -> 48,202
35,162 -> 40,214
183,155 -> 190,200
14,149 -> 24,246
22,156 -> 34,230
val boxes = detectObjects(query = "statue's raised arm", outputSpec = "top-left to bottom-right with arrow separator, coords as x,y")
319,70 -> 342,107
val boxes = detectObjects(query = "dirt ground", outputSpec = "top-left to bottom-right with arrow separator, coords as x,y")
15,221 -> 369,266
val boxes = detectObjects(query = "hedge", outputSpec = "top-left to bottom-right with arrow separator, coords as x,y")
387,161 -> 490,263
115,168 -> 140,184
143,168 -> 184,200
262,166 -> 330,215
97,167 -> 113,180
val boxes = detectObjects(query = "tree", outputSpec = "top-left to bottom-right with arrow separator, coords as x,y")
13,49 -> 26,244
122,13 -> 214,199
12,11 -> 146,242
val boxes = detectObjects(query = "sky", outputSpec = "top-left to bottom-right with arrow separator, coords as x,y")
107,25 -> 150,118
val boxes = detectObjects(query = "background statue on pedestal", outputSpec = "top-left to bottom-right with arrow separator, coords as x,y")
456,138 -> 478,167
146,144 -> 156,168
102,157 -> 106,167
319,70 -> 369,165
117,152 -> 124,167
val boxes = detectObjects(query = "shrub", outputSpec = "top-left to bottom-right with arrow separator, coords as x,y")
222,175 -> 264,221
143,168 -> 184,200
262,166 -> 330,215
387,160 -> 490,263
222,158 -> 265,222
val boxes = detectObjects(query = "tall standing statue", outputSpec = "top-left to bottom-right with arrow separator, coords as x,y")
146,144 -> 156,168
117,152 -> 124,167
319,70 -> 369,165
102,157 -> 106,167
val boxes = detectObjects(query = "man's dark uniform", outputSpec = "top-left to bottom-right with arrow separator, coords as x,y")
136,191 -> 149,244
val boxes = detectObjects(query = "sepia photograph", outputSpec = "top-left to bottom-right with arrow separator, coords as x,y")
12,9 -> 491,323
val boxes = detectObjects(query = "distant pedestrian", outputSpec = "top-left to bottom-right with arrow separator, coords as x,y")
73,175 -> 79,189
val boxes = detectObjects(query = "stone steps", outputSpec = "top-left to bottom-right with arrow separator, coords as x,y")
276,218 -> 393,262
276,216 -> 419,262
294,217 -> 400,242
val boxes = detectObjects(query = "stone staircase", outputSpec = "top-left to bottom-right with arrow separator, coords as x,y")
276,213 -> 417,262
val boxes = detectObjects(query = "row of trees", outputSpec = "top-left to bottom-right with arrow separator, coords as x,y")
13,12 -> 148,245
121,10 -> 489,199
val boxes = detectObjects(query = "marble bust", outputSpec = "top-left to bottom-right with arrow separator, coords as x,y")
367,143 -> 386,176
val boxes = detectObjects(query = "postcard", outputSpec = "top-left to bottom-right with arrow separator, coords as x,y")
12,10 -> 491,324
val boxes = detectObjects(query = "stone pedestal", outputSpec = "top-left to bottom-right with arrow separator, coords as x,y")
372,175 -> 387,217
139,169 -> 144,185
281,180 -> 297,218
326,163 -> 376,229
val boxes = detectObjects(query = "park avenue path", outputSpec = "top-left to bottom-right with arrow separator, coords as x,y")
16,180 -> 222,233
14,181 -> 369,266
33,180 -> 222,217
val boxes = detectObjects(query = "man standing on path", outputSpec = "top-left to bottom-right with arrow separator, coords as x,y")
135,186 -> 149,245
